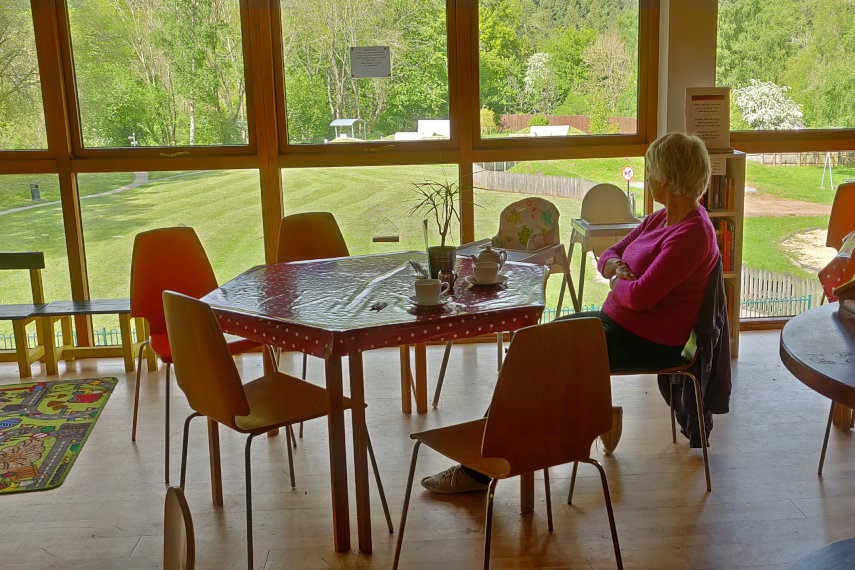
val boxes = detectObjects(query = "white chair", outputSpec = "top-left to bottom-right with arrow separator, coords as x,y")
568,183 -> 641,308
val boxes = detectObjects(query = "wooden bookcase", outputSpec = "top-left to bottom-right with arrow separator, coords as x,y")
704,151 -> 745,357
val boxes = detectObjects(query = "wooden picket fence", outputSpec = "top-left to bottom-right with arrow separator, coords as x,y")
740,266 -> 822,318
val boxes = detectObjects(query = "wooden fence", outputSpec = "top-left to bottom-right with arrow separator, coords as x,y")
473,166 -> 597,199
740,266 -> 822,317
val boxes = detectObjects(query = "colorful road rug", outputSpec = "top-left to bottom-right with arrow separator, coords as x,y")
0,377 -> 117,494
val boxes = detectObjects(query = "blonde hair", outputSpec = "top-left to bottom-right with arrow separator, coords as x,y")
645,132 -> 711,200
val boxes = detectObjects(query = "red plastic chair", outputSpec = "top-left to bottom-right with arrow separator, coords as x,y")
827,182 -> 855,251
130,226 -> 257,483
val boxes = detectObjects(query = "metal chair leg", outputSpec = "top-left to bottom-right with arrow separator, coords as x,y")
581,458 -> 623,569
179,412 -> 201,490
367,432 -> 393,533
392,441 -> 421,570
131,340 -> 149,442
496,333 -> 503,371
669,376 -> 677,443
299,353 -> 307,437
431,341 -> 454,408
245,434 -> 256,570
567,461 -> 579,504
285,425 -> 296,488
483,478 -> 499,570
818,399 -> 836,475
686,372 -> 711,492
543,468 -> 553,531
165,363 -> 171,483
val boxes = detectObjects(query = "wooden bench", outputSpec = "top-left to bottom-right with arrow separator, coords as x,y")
1,251 -> 143,377
33,299 -> 143,374
0,252 -> 49,378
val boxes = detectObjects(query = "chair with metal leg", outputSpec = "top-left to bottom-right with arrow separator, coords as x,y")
130,226 -> 258,483
432,197 -> 579,408
164,290 -> 393,570
274,211 -> 350,443
393,317 -> 622,570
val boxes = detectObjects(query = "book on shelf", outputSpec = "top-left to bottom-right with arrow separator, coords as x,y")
703,175 -> 734,210
717,219 -> 735,272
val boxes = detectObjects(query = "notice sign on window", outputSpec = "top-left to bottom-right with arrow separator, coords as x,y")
350,46 -> 391,78
685,87 -> 731,152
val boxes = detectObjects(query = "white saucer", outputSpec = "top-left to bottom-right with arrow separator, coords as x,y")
465,274 -> 507,286
408,295 -> 450,308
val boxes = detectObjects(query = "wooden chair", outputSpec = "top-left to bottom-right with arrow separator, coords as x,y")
274,212 -> 349,442
130,226 -> 258,483
162,290 -> 392,570
163,486 -> 195,570
393,317 -> 622,570
432,197 -> 573,408
568,259 -> 729,499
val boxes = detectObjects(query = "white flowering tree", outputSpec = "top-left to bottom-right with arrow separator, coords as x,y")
733,79 -> 805,130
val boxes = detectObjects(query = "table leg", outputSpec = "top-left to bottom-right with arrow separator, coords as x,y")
349,352 -> 372,553
414,343 -> 428,413
118,313 -> 134,372
399,345 -> 412,414
325,356 -> 351,552
520,471 -> 535,514
207,419 -> 223,506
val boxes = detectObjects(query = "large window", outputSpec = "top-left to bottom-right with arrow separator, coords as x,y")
717,0 -> 855,132
280,0 -> 449,144
0,2 -> 47,149
79,169 -> 264,334
478,0 -> 639,139
739,151 -> 852,318
67,0 -> 248,148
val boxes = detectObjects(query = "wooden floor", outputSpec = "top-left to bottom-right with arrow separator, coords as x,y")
2,330 -> 855,569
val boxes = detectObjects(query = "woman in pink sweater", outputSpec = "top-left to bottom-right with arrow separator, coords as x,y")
421,132 -> 720,493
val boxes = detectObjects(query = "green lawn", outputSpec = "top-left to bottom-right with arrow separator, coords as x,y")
0,172 -> 136,211
746,161 -> 852,204
1,160 -> 843,338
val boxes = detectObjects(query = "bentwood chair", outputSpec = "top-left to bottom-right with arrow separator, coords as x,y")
274,212 -> 349,440
433,197 -> 573,408
163,486 -> 195,570
393,318 -> 622,570
162,290 -> 392,570
568,258 -> 729,499
130,226 -> 258,482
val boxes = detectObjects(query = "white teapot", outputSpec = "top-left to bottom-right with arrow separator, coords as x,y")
470,244 -> 507,268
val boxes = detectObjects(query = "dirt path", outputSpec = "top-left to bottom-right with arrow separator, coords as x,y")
743,191 -> 831,217
0,171 -> 149,217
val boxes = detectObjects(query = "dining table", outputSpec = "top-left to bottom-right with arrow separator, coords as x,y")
201,251 -> 547,554
780,301 -> 855,475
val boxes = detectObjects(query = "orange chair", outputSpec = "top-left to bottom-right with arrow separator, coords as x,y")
163,291 -> 391,569
130,226 -> 258,482
273,212 -> 349,442
826,182 -> 855,251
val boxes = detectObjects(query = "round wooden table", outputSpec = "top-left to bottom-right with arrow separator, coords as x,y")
791,537 -> 855,569
780,302 -> 855,474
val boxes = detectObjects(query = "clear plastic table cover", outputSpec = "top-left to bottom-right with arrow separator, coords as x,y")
203,251 -> 547,358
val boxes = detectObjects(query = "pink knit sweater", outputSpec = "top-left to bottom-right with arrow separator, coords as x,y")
597,206 -> 719,346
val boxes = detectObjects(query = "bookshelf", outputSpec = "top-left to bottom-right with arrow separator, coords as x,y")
703,151 -> 745,357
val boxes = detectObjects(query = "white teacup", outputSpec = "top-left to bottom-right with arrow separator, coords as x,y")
473,262 -> 500,284
414,278 -> 450,304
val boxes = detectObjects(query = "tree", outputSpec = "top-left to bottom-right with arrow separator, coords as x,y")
582,28 -> 631,129
0,1 -> 45,149
733,79 -> 804,130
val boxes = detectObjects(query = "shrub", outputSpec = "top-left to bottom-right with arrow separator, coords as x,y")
529,115 -> 549,127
